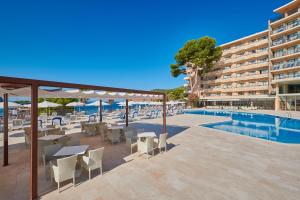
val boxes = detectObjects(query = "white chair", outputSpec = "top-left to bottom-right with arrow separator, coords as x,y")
138,137 -> 154,159
12,119 -> 23,130
81,147 -> 104,179
154,133 -> 168,153
84,124 -> 97,136
107,129 -> 120,144
43,144 -> 62,170
51,155 -> 78,192
124,129 -> 137,154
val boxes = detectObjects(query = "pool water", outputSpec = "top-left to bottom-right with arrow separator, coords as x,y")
186,110 -> 300,144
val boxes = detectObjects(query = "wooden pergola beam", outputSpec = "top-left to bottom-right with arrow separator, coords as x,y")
30,84 -> 38,200
3,93 -> 8,166
0,76 -> 163,95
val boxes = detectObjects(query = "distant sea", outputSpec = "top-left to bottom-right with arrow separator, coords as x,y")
0,102 -> 128,117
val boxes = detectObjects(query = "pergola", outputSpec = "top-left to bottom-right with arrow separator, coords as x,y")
0,76 -> 167,200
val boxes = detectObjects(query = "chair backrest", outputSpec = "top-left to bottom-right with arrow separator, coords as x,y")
111,129 -> 120,139
24,127 -> 31,144
65,113 -> 71,119
89,115 -> 96,122
57,155 -> 78,181
52,117 -> 62,126
89,147 -> 104,168
43,144 -> 62,160
146,137 -> 154,152
13,119 -> 23,127
70,115 -> 77,121
80,121 -> 87,131
52,112 -> 57,116
38,120 -> 43,128
159,133 -> 168,147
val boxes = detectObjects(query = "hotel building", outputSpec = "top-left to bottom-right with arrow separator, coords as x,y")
184,0 -> 300,111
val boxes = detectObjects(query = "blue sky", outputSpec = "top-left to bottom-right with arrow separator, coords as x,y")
0,0 -> 290,90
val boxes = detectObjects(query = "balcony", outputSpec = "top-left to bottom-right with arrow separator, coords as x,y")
222,39 -> 268,56
271,36 -> 300,50
223,62 -> 269,74
270,10 -> 300,27
231,50 -> 268,63
272,72 -> 300,84
271,61 -> 300,72
215,73 -> 269,84
271,50 -> 300,62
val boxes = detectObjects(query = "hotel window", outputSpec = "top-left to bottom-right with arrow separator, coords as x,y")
287,46 -> 294,55
236,52 -> 243,57
287,59 -> 296,68
248,60 -> 256,64
258,47 -> 267,52
296,58 -> 300,66
272,37 -> 285,46
238,92 -> 244,96
236,83 -> 242,88
224,66 -> 231,70
236,73 -> 242,77
260,35 -> 267,40
272,61 -> 285,70
273,24 -> 285,34
287,32 -> 299,42
287,18 -> 299,29
258,81 -> 268,86
249,82 -> 256,87
248,91 -> 256,95
260,69 -> 268,74
258,57 -> 268,63
223,75 -> 231,79
249,71 -> 256,76
274,49 -> 284,57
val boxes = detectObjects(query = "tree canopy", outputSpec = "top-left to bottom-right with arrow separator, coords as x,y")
170,36 -> 222,77
152,87 -> 187,101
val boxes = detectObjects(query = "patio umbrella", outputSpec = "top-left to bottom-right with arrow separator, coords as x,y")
66,102 -> 85,112
66,102 -> 85,107
0,102 -> 21,108
86,101 -> 109,106
23,101 -> 62,108
117,101 -> 134,107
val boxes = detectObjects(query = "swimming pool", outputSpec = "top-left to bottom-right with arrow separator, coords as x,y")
186,110 -> 300,144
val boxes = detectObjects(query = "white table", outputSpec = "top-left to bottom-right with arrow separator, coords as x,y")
138,132 -> 156,138
38,135 -> 65,141
53,145 -> 89,157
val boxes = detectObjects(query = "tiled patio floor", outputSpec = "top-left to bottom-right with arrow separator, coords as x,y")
1,113 -> 300,200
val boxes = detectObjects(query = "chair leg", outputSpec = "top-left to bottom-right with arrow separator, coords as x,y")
89,169 -> 91,180
73,174 -> 76,187
58,182 -> 60,193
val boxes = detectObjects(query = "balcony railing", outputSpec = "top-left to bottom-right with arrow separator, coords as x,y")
271,18 -> 300,34
272,34 -> 300,47
273,72 -> 300,81
272,60 -> 300,71
273,47 -> 300,58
